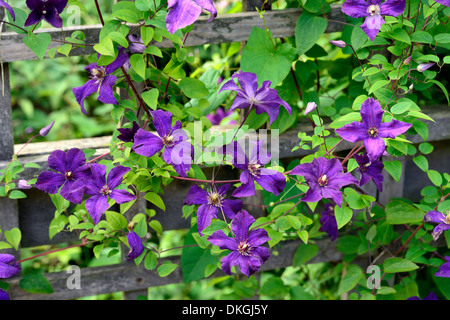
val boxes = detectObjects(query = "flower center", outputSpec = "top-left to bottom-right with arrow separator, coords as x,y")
100,185 -> 111,196
318,174 -> 328,187
65,171 -> 74,180
207,192 -> 223,207
367,4 -> 381,16
90,66 -> 106,83
162,135 -> 174,147
446,212 -> 450,224
367,127 -> 379,138
238,241 -> 252,256
248,163 -> 261,177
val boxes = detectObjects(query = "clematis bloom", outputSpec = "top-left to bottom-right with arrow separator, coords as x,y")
24,0 -> 68,28
84,164 -> 136,224
354,152 -> 384,191
435,256 -> 450,278
0,1 -> 15,21
0,254 -> 21,279
341,0 -> 406,41
73,48 -> 128,114
35,148 -> 91,204
117,121 -> 140,143
219,71 -> 292,124
127,231 -> 144,261
423,210 -> 450,241
133,109 -> 193,177
290,157 -> 358,207
166,0 -> 217,34
223,140 -> 286,198
0,288 -> 10,300
336,97 -> 411,162
183,184 -> 242,235
319,203 -> 338,241
207,210 -> 270,277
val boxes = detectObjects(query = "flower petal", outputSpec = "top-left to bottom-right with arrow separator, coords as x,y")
196,204 -> 218,235
380,0 -> 406,16
24,9 -> 43,26
165,0 -> 202,34
361,14 -> 385,41
0,1 -> 15,20
110,189 -> 136,204
363,137 -> 386,162
361,97 -> 383,128
231,210 -> 254,243
133,129 -> 164,157
208,230 -> 238,251
35,171 -> 65,194
97,75 -> 119,105
254,169 -> 286,196
107,166 -> 131,189
85,194 -> 110,225
72,79 -> 101,114
336,122 -> 368,143
127,231 -> 144,261
44,6 -> 63,28
342,0 -> 370,18
378,119 -> 411,138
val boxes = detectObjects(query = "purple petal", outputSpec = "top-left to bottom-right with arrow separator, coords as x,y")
97,75 -> 119,105
434,0 -> 450,6
0,288 -> 10,300
232,171 -> 256,198
302,187 -> 324,203
363,137 -> 386,162
361,97 -> 383,128
0,1 -> 15,20
193,0 -> 217,20
105,48 -> 129,74
233,71 -> 259,99
231,210 -> 254,244
378,119 -> 411,139
60,179 -> 86,204
321,187 -> 344,207
219,251 -> 241,275
46,0 -> 68,13
290,162 -> 318,181
107,166 -> 131,189
341,0 -> 370,18
47,149 -> 67,173
435,257 -> 450,278
44,6 -> 63,28
208,230 -> 238,251
254,169 -> 286,196
151,109 -> 174,138
133,129 -> 164,157
196,204 -> 219,235
0,254 -> 21,279
110,189 -> 136,204
72,79 -> 101,114
380,0 -> 406,16
424,211 -> 447,224
361,14 -> 385,41
85,194 -> 110,225
249,140 -> 271,166
336,122 -> 368,143
127,231 -> 144,261
221,199 -> 243,220
247,228 -> 271,247
35,171 -> 65,194
432,223 -> 450,241
66,148 -> 87,172
183,184 -> 208,205
166,0 -> 202,34
24,9 -> 43,26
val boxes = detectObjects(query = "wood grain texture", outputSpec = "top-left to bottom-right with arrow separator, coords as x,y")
0,7 -> 346,62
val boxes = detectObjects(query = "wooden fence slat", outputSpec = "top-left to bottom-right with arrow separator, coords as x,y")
0,7 -> 346,62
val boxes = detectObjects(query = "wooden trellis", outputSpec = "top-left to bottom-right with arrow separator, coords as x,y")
0,1 -> 448,300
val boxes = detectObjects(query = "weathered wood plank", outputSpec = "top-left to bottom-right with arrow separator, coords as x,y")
5,238 -> 343,300
0,7 -> 346,62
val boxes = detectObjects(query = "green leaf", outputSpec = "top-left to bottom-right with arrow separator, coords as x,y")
23,32 -> 52,60
181,225 -> 218,283
383,257 -> 419,273
335,205 -> 353,229
93,36 -> 116,57
148,220 -> 163,234
19,271 -> 54,294
411,31 -> 433,44
105,211 -> 128,231
434,33 -> 450,44
384,160 -> 402,182
130,54 -> 146,79
427,170 -> 443,186
368,79 -> 390,95
413,155 -> 428,172
145,192 -> 166,211
141,88 -> 159,110
296,12 -> 328,56
388,27 -> 411,44
179,77 -> 209,99
242,27 -> 297,87
4,228 -> 21,250
337,264 -> 364,295
8,190 -> 27,199
292,243 -> 319,266
385,200 -> 425,224
157,262 -> 178,277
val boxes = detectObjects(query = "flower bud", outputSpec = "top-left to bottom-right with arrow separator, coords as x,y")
305,102 -> 317,115
329,40 -> 347,48
39,121 -> 55,137
417,62 -> 435,73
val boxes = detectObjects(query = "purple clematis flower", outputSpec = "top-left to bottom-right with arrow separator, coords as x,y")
133,109 -> 193,177
117,121 -> 140,143
407,292 -> 439,300
84,163 -> 136,224
0,1 -> 15,21
219,71 -> 292,124
424,210 -> 450,241
0,288 -> 10,300
128,33 -> 146,54
73,48 -> 128,114
336,97 -> 411,162
435,256 -> 450,278
354,152 -> 384,191
24,0 -> 68,28
166,0 -> 217,34
0,254 -> 21,279
207,210 -> 270,277
127,230 -> 144,261
223,140 -> 286,198
35,148 -> 91,204
183,184 -> 243,235
290,157 -> 358,207
341,0 -> 406,41
319,203 -> 338,241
